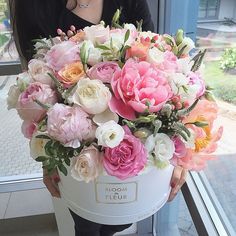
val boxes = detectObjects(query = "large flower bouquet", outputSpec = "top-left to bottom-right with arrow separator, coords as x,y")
7,12 -> 223,184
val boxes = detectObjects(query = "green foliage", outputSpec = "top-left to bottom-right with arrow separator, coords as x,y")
220,48 -> 236,71
0,33 -> 9,47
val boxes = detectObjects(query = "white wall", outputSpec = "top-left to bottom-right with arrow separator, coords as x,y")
218,0 -> 236,20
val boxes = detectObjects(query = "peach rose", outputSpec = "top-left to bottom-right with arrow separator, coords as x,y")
57,61 -> 85,87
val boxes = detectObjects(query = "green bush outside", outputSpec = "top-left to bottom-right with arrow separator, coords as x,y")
220,48 -> 236,71
203,61 -> 236,105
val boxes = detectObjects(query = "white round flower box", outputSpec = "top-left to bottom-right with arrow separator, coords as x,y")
58,164 -> 174,225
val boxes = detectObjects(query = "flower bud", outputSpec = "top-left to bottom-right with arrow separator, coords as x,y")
176,29 -> 184,46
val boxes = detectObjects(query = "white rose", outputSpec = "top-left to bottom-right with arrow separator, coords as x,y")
71,145 -> 102,183
16,72 -> 31,91
28,59 -> 54,86
145,133 -> 175,162
147,47 -> 165,64
84,24 -> 110,44
71,78 -> 112,114
95,120 -> 124,148
7,85 -> 21,110
178,37 -> 195,55
30,132 -> 48,160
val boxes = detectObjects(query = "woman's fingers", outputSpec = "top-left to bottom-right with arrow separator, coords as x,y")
43,169 -> 61,198
168,166 -> 188,202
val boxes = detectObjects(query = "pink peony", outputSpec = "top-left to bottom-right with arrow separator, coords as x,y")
111,59 -> 172,115
47,104 -> 95,148
172,136 -> 187,159
88,62 -> 121,83
45,41 -> 80,71
103,126 -> 147,180
17,82 -> 57,122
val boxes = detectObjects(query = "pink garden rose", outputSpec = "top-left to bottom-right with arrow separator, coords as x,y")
88,62 -> 121,83
188,71 -> 206,98
103,126 -> 147,180
45,41 -> 80,71
111,59 -> 172,116
17,82 -> 57,122
28,59 -> 54,87
21,121 -> 37,139
47,104 -> 95,148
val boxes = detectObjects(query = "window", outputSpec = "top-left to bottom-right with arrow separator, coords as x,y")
198,0 -> 221,20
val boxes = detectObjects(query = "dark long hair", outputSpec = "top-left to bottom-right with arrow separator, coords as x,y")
9,0 -> 76,67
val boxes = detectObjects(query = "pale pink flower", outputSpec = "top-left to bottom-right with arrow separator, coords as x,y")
71,145 -> 103,183
21,121 -> 37,139
111,59 -> 172,115
187,71 -> 206,98
103,126 -> 147,180
45,41 -> 80,71
47,104 -> 95,148
17,82 -> 57,122
88,62 -> 121,83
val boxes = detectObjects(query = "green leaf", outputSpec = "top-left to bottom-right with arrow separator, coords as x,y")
36,135 -> 51,139
124,30 -> 130,44
35,156 -> 48,162
136,19 -> 143,32
188,121 -> 208,128
96,45 -> 110,50
64,158 -> 71,166
58,164 -> 68,176
177,45 -> 187,57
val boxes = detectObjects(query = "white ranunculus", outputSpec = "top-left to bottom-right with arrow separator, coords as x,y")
7,85 -> 21,110
71,145 -> 103,183
145,133 -> 175,162
16,72 -> 31,92
71,78 -> 112,114
147,47 -> 165,64
30,132 -> 48,160
84,24 -> 110,44
95,120 -> 124,148
28,59 -> 54,86
178,37 -> 195,55
93,109 -> 119,126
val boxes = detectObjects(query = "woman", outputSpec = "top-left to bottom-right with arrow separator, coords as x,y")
10,1 -> 187,235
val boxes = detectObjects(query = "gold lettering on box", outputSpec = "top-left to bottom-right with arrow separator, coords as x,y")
95,182 -> 137,204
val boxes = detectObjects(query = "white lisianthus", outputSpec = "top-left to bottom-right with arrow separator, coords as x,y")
70,78 -> 112,114
71,145 -> 103,183
28,59 -> 54,86
84,24 -> 110,44
145,133 -> 175,162
177,57 -> 194,75
95,120 -> 124,148
16,72 -> 31,92
178,37 -> 195,55
7,85 -> 21,110
147,47 -> 165,65
93,109 -> 119,126
80,40 -> 102,66
168,73 -> 189,95
30,132 -> 48,160
123,23 -> 137,31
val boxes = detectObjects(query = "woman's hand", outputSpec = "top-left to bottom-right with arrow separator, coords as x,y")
168,166 -> 188,202
43,169 -> 61,198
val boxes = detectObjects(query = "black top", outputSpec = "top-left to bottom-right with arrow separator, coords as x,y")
15,0 -> 154,61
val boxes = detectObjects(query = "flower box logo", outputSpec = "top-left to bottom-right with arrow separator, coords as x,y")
95,182 -> 137,204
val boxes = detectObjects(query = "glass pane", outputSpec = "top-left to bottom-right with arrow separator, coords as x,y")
0,75 -> 42,181
197,0 -> 236,231
0,0 -> 19,63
